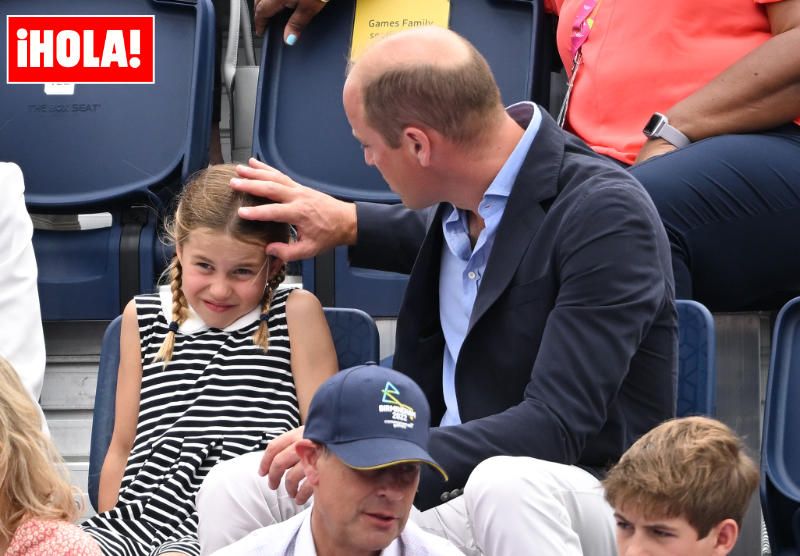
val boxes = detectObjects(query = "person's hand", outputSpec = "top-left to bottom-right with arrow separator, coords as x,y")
259,426 -> 314,504
253,0 -> 328,43
634,138 -> 677,165
231,158 -> 357,263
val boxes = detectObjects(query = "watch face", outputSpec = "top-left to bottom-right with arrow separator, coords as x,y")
644,114 -> 665,136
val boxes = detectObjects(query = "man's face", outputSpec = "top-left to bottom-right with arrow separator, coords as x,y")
614,509 -> 732,556
311,450 -> 421,555
342,80 -> 433,210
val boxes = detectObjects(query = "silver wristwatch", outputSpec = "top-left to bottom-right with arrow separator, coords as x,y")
642,113 -> 690,148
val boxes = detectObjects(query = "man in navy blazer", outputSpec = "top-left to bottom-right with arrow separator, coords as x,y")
198,27 -> 676,556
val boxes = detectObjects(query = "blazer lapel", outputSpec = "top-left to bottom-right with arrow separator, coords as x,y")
467,113 -> 566,332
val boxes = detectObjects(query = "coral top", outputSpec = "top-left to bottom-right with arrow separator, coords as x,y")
7,519 -> 101,556
544,0 -> 792,164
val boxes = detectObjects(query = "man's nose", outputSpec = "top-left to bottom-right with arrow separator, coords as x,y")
374,470 -> 410,500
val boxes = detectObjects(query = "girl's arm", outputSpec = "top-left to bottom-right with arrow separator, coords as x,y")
97,299 -> 143,512
286,289 -> 338,421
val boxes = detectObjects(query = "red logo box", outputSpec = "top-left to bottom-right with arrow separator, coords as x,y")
6,15 -> 154,84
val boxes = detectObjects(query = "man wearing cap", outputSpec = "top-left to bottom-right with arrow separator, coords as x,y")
212,365 -> 462,556
199,26 -> 675,556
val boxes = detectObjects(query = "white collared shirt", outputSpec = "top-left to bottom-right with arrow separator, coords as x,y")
291,509 -> 402,556
212,507 -> 464,556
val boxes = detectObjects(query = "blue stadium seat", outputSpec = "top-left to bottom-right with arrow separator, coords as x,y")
252,1 -> 551,316
324,307 -> 380,370
87,315 -> 123,511
676,299 -> 716,417
87,303 -> 379,510
0,0 -> 215,320
761,296 -> 800,556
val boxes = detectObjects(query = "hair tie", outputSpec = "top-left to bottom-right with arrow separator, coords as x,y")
168,321 -> 179,333
259,313 -> 270,322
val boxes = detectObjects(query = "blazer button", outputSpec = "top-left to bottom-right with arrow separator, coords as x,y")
440,492 -> 450,502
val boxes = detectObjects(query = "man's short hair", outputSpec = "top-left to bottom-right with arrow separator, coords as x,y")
361,37 -> 502,148
603,416 -> 759,538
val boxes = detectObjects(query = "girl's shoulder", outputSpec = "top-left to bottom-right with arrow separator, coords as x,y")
281,287 -> 326,325
7,518 -> 101,556
282,287 -> 321,312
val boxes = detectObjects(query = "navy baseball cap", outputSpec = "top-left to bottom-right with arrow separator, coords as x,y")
303,365 -> 448,480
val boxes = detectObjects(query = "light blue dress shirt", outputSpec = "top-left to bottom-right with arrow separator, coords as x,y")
438,102 -> 542,426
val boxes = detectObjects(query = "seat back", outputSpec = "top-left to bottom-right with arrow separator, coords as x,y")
761,296 -> 800,555
0,0 -> 215,319
676,299 -> 716,417
87,303 -> 379,510
87,316 -> 123,509
252,0 -> 550,315
323,307 -> 380,370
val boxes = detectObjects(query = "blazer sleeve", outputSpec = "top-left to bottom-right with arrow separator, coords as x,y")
348,202 -> 432,275
416,183 -> 672,509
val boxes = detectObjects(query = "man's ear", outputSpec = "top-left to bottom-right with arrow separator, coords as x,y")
402,126 -> 432,166
711,518 -> 739,555
295,439 -> 322,486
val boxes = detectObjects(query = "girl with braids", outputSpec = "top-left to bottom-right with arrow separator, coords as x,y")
81,164 -> 337,556
0,356 -> 100,556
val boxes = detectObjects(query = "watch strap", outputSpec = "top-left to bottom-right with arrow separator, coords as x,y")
656,122 -> 691,148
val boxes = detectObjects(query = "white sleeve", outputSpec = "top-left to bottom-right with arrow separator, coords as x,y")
0,162 -> 46,405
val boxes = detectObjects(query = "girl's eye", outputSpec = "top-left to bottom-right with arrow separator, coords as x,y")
234,268 -> 254,277
195,262 -> 212,271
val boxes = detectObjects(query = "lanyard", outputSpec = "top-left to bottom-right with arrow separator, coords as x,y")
557,0 -> 602,127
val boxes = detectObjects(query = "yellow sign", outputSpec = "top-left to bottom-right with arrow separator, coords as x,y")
351,0 -> 450,60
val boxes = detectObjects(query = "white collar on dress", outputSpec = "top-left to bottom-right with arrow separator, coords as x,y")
157,285 -> 261,334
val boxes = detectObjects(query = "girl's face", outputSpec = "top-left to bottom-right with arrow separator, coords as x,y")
176,228 -> 273,329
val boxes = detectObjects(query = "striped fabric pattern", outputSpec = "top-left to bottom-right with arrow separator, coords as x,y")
83,287 -> 298,556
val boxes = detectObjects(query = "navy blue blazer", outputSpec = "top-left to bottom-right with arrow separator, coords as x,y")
350,110 -> 677,510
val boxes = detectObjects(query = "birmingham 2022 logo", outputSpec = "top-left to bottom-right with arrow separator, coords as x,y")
6,15 -> 154,84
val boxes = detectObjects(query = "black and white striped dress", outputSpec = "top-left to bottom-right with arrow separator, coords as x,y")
83,287 -> 299,556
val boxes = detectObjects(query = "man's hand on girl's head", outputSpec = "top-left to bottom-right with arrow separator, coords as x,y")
231,159 -> 358,263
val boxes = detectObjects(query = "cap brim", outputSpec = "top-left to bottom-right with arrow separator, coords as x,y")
326,438 -> 448,481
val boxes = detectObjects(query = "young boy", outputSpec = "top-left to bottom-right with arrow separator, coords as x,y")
603,416 -> 759,556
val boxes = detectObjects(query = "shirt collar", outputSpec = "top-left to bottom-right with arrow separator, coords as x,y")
297,508 -> 403,556
443,101 -> 542,222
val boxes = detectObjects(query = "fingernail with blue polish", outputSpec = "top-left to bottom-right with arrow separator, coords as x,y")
286,34 -> 297,46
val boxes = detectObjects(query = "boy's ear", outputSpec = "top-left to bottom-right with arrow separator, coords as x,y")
711,518 -> 739,555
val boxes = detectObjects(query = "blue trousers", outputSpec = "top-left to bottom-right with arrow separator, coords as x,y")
630,124 -> 800,311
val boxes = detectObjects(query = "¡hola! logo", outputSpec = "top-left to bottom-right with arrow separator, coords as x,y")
6,15 -> 154,84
